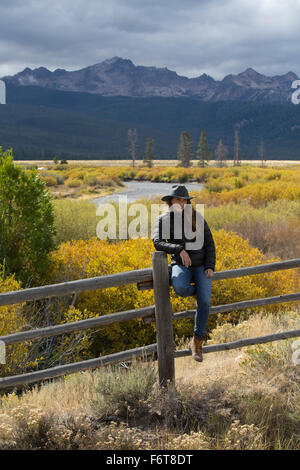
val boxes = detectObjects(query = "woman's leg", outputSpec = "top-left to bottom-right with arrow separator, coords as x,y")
171,264 -> 196,297
192,265 -> 212,338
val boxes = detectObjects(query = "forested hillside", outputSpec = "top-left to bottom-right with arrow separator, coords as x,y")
1,83 -> 300,160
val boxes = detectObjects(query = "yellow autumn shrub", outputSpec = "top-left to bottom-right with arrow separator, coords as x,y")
42,175 -> 57,187
195,181 -> 300,208
65,178 -> 82,188
45,229 -> 299,357
0,265 -> 38,378
46,238 -> 155,356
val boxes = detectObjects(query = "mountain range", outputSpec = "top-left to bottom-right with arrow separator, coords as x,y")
1,57 -> 300,160
2,56 -> 299,103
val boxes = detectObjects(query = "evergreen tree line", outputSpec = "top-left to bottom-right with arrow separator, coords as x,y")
137,130 -> 213,168
140,129 -> 267,168
176,130 -> 266,168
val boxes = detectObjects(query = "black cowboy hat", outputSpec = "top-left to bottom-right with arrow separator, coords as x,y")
161,184 -> 196,202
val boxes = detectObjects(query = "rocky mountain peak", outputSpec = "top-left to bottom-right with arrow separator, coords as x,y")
1,57 -> 298,102
240,67 -> 261,76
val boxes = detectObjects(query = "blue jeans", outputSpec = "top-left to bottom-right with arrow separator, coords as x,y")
171,264 -> 212,338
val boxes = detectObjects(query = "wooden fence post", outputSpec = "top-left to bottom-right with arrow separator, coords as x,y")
152,251 -> 175,387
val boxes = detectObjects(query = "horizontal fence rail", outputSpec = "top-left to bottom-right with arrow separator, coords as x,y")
1,328 -> 300,390
0,306 -> 156,345
1,292 -> 300,345
0,344 -> 158,390
174,328 -> 300,357
0,254 -> 299,389
0,259 -> 299,306
137,258 -> 300,290
0,268 -> 154,307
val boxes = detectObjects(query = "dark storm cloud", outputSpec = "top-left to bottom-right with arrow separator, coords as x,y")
0,0 -> 300,79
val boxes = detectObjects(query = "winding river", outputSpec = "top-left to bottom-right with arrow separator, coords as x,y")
91,180 -> 204,205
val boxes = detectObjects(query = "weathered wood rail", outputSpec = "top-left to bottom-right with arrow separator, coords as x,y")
0,254 -> 299,390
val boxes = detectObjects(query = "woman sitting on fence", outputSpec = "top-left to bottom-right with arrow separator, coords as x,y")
152,184 -> 216,362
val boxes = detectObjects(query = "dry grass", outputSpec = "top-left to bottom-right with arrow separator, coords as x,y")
1,307 -> 299,450
175,306 -> 300,387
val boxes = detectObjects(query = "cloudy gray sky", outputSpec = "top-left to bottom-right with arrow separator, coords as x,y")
0,0 -> 300,80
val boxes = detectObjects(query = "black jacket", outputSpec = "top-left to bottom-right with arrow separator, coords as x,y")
152,210 -> 216,270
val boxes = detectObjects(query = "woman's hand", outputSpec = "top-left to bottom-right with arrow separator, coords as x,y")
180,249 -> 192,267
205,268 -> 214,278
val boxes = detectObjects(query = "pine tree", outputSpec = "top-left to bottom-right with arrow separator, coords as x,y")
215,139 -> 228,167
196,130 -> 211,167
144,138 -> 154,168
234,129 -> 240,166
128,128 -> 138,167
259,138 -> 266,167
177,131 -> 193,168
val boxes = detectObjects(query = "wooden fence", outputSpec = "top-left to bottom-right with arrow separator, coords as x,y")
0,254 -> 300,390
